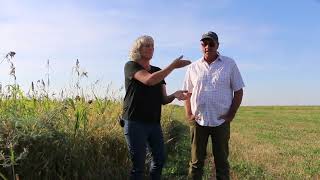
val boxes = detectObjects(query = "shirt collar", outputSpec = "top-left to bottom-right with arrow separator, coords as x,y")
200,55 -> 222,63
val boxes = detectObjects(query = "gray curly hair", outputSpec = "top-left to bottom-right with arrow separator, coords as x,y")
129,35 -> 154,61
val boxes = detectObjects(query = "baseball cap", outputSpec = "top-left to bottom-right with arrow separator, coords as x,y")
200,31 -> 219,42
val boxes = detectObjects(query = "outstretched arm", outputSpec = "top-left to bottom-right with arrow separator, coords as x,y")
134,56 -> 191,86
162,85 -> 188,105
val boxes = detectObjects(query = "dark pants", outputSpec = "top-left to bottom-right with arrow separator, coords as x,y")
188,121 -> 230,180
124,120 -> 165,180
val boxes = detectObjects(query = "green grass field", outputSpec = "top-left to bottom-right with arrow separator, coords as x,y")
230,106 -> 320,179
164,106 -> 320,179
1,89 -> 319,180
1,54 -> 318,179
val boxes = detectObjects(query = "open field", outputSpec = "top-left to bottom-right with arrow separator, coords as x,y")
163,106 -> 320,179
1,91 -> 319,180
229,106 -> 320,179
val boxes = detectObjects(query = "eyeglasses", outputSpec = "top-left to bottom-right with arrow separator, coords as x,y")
201,41 -> 216,47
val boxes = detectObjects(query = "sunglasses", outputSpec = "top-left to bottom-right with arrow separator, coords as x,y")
201,41 -> 216,47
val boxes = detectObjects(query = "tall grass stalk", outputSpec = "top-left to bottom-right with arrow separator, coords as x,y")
0,52 -> 185,179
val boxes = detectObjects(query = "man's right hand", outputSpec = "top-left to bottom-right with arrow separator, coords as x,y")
173,90 -> 189,101
171,55 -> 191,69
187,114 -> 196,122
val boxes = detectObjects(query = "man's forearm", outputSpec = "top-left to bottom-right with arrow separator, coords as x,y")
184,98 -> 192,117
228,89 -> 243,116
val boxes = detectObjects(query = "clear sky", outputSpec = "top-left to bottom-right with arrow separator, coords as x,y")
1,0 -> 320,105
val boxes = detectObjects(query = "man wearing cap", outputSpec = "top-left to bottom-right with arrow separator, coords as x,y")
183,31 -> 245,180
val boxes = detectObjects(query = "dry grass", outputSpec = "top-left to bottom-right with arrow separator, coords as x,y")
0,55 -> 182,179
228,106 -> 320,179
0,92 -> 181,179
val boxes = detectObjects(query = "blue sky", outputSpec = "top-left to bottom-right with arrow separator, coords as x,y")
1,0 -> 320,105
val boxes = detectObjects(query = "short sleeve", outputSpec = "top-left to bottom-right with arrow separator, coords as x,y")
182,66 -> 193,93
124,61 -> 144,80
230,64 -> 245,91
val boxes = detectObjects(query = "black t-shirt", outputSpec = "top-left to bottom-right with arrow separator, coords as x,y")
122,61 -> 166,123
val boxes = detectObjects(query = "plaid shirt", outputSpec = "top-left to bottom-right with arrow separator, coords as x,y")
183,55 -> 245,127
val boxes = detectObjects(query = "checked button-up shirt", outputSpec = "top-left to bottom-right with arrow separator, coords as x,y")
183,55 -> 245,127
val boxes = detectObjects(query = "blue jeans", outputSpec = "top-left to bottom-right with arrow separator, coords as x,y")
124,120 -> 165,180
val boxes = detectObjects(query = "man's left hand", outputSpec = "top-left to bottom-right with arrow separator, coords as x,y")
219,113 -> 235,123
